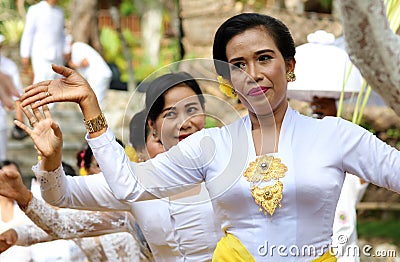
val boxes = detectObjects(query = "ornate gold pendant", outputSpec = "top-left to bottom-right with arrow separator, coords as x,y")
244,155 -> 288,216
244,155 -> 287,182
251,181 -> 283,216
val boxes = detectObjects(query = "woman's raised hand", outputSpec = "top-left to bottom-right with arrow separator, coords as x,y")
19,64 -> 99,112
19,64 -> 103,137
14,104 -> 63,171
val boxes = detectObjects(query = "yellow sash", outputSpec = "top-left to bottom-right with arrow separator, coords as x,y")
212,234 -> 255,262
312,250 -> 337,262
212,233 -> 336,262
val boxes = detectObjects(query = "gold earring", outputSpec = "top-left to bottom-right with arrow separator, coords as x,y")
152,129 -> 157,138
286,71 -> 296,82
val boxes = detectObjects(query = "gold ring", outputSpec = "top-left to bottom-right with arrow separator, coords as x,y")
45,91 -> 50,97
30,119 -> 38,127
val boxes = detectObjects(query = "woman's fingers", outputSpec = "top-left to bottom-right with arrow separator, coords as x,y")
51,120 -> 62,139
51,64 -> 74,77
13,120 -> 32,137
32,107 -> 44,122
23,80 -> 51,93
20,83 -> 51,108
42,104 -> 52,119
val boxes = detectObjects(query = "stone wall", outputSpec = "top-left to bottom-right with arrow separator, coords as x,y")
180,1 -> 343,58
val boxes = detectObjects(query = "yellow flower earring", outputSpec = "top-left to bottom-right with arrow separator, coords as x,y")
286,71 -> 296,82
217,76 -> 237,98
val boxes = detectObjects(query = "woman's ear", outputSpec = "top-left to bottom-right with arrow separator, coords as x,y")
286,58 -> 296,73
147,119 -> 158,139
148,119 -> 155,130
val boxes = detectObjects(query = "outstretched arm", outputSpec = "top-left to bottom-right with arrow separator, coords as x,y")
0,226 -> 53,253
0,165 -> 134,239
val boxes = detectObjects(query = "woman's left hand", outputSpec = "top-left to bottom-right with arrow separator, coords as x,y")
14,104 -> 63,171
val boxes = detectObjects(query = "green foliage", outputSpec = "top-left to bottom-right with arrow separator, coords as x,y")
358,217 -> 400,244
100,27 -> 122,62
205,116 -> 220,128
358,120 -> 376,135
120,0 -> 138,16
319,0 -> 333,10
100,13 -> 181,85
0,0 -> 18,21
0,19 -> 24,45
386,127 -> 400,140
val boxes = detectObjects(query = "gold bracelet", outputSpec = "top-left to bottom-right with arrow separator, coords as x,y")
84,113 -> 108,133
18,191 -> 33,211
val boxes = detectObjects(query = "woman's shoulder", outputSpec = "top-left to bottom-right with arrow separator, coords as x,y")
291,109 -> 364,135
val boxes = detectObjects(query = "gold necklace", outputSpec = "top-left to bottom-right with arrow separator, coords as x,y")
243,154 -> 288,216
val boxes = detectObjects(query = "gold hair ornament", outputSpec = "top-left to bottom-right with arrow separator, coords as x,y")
79,167 -> 88,176
244,154 -> 288,216
217,76 -> 237,98
125,144 -> 139,162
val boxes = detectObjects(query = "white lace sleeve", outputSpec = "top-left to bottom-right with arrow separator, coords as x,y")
21,196 -> 153,261
338,0 -> 400,115
32,163 -> 67,205
23,196 -> 135,239
14,224 -> 54,246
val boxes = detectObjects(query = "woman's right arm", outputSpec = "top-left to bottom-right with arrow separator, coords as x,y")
19,65 -> 206,201
23,196 -> 135,239
33,163 -> 131,211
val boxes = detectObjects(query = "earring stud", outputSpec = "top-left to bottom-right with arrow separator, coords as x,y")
286,71 -> 296,82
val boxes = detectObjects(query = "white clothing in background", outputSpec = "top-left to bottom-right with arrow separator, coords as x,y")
0,55 -> 23,161
20,1 -> 66,84
70,42 -> 112,106
332,174 -> 368,262
0,201 -> 34,261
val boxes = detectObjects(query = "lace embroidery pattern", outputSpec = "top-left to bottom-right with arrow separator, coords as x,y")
28,164 -> 153,261
32,163 -> 64,192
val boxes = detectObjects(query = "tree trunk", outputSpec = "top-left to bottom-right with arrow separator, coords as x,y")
70,0 -> 102,54
140,0 -> 163,67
